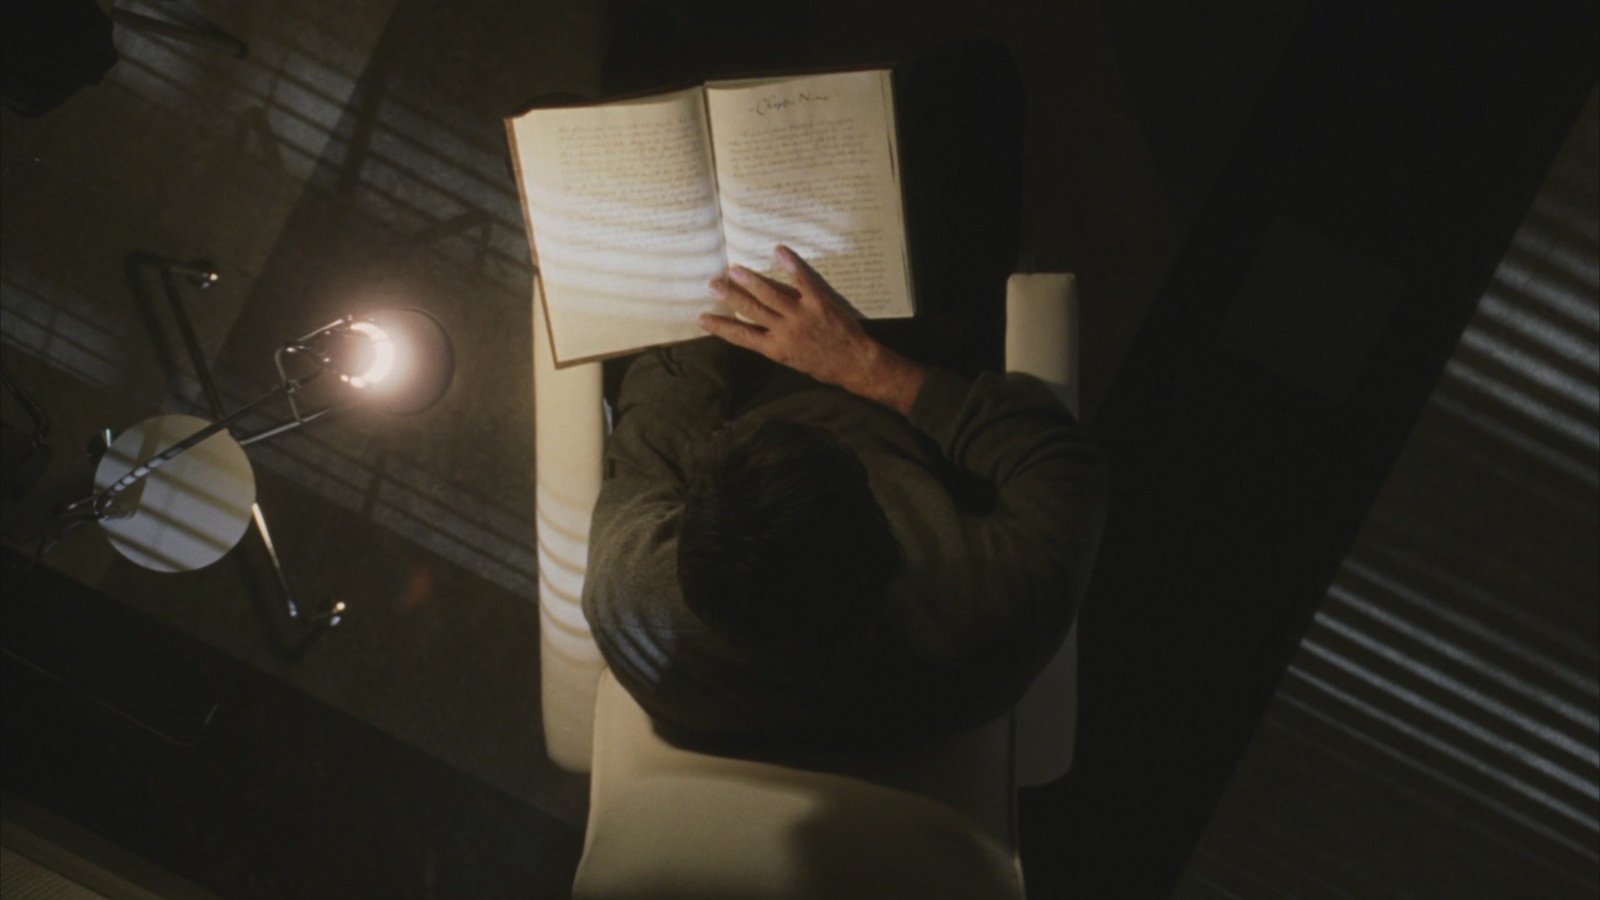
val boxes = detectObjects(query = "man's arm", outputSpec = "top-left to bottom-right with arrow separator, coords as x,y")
702,246 -> 1110,717
582,338 -> 745,691
601,337 -> 752,482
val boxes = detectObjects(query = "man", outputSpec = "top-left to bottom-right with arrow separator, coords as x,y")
581,243 -> 1110,750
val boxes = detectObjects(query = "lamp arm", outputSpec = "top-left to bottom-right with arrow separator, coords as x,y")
158,262 -> 227,416
89,384 -> 287,518
86,318 -> 353,519
236,400 -> 347,448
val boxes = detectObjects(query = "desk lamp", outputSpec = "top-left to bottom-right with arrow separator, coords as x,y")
67,308 -> 454,582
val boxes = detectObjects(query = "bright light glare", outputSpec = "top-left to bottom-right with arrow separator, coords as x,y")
345,320 -> 396,388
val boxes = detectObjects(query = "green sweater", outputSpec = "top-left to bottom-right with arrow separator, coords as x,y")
582,338 -> 1110,749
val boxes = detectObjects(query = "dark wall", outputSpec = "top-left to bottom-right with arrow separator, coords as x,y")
1020,1 -> 1600,896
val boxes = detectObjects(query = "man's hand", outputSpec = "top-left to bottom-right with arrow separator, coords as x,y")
699,245 -> 928,416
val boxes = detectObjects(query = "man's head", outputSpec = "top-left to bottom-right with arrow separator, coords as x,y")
677,417 -> 901,662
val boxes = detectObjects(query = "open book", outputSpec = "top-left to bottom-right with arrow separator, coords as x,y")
507,68 -> 913,364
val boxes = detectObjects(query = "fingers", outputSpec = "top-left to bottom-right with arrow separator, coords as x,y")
774,244 -> 828,297
709,277 -> 780,325
701,247 -> 843,363
728,263 -> 798,311
697,312 -> 768,352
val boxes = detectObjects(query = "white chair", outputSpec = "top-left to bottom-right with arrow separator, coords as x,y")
534,274 -> 1082,899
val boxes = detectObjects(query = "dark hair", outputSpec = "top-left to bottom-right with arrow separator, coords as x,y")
677,417 -> 901,662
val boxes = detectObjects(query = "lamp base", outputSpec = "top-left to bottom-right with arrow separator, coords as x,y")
93,415 -> 255,572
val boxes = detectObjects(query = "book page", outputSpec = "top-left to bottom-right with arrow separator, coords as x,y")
706,70 -> 913,318
509,88 -> 728,363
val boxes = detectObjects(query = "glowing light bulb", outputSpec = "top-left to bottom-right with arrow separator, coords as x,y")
344,321 -> 396,388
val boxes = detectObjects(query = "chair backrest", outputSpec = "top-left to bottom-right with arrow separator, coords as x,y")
575,670 -> 1023,900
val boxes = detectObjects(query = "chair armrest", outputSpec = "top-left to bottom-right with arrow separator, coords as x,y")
533,280 -> 608,772
1004,272 -> 1080,415
1003,272 -> 1083,787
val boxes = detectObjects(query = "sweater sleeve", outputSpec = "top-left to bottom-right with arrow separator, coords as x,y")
581,338 -> 743,690
600,338 -> 748,483
899,368 -> 1110,703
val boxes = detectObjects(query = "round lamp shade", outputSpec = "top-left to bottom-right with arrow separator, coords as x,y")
94,415 -> 256,572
